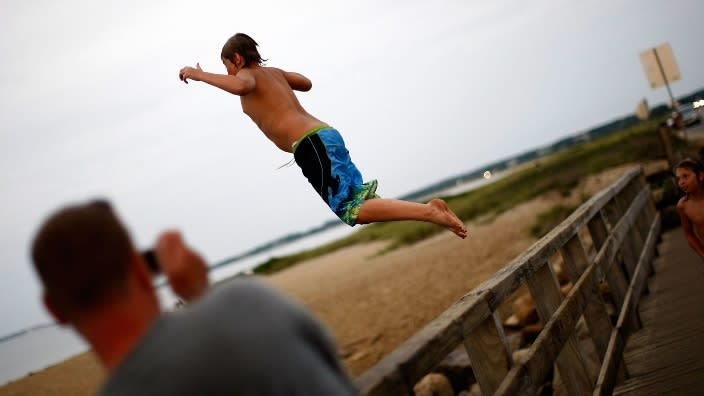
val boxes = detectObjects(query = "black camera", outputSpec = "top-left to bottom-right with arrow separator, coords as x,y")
142,249 -> 161,274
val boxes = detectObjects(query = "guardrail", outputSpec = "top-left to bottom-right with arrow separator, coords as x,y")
354,166 -> 660,395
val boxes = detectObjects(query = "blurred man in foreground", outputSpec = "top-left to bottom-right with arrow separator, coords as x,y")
31,200 -> 357,395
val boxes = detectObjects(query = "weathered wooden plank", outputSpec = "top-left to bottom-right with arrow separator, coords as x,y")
527,261 -> 593,394
627,180 -> 652,242
615,360 -> 704,396
493,310 -> 515,367
560,235 -> 612,360
463,310 -> 511,395
354,292 -> 490,395
587,213 -> 609,251
594,329 -> 626,396
603,199 -> 638,278
616,214 -> 661,335
630,214 -> 660,305
591,213 -> 628,312
495,360 -> 537,396
497,259 -> 598,395
593,187 -> 651,330
616,190 -> 645,254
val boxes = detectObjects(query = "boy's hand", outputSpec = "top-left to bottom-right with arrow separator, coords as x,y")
179,63 -> 203,84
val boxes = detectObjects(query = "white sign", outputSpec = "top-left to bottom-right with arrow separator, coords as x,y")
635,98 -> 650,120
640,43 -> 681,89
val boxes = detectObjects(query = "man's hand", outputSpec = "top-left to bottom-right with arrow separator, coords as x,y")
155,231 -> 209,302
179,63 -> 203,84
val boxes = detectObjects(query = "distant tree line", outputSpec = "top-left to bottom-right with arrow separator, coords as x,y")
401,87 -> 704,202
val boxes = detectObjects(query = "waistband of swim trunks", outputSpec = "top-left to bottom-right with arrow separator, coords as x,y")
292,125 -> 333,153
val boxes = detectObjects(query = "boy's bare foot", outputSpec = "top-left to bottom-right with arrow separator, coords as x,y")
428,199 -> 468,238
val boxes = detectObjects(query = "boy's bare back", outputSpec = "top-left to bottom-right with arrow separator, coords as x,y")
237,66 -> 325,152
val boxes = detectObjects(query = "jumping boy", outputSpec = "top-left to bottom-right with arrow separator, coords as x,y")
675,158 -> 704,259
179,33 -> 467,238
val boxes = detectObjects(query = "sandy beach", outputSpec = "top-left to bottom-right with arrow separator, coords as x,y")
0,164 -> 639,396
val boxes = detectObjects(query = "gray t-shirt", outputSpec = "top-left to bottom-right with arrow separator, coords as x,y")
100,278 -> 358,395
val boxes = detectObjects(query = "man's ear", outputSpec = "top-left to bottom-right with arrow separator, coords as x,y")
43,293 -> 68,324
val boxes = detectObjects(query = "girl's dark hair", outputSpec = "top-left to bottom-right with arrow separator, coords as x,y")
221,33 -> 266,66
675,158 -> 704,175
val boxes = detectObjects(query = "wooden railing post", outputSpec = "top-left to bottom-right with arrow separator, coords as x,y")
527,261 -> 593,394
560,235 -> 612,361
587,213 -> 608,251
603,199 -> 638,279
602,199 -> 644,331
588,214 -> 628,314
627,178 -> 651,239
463,311 -> 512,395
618,195 -> 644,254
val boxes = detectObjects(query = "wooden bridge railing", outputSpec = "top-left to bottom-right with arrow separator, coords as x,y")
354,166 -> 661,396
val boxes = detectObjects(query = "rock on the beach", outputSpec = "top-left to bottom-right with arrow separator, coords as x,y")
413,373 -> 454,396
512,293 -> 539,326
512,347 -> 532,365
467,383 -> 483,396
434,349 -> 475,393
560,282 -> 573,296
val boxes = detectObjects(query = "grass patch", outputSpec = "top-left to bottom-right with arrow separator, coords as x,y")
529,204 -> 578,239
253,118 -> 667,275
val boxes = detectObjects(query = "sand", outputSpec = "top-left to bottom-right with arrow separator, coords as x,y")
0,164 -> 639,396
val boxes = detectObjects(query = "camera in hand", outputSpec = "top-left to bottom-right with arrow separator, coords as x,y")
142,249 -> 160,274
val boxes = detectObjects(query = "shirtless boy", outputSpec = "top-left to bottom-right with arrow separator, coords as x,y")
179,33 -> 467,238
675,158 -> 704,259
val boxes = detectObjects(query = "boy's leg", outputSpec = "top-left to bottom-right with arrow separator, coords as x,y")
356,198 -> 468,238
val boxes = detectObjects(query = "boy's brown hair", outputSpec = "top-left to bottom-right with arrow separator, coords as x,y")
31,200 -> 134,316
221,33 -> 266,66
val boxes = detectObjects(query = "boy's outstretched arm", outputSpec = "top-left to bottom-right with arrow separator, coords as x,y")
281,69 -> 312,92
179,63 -> 255,96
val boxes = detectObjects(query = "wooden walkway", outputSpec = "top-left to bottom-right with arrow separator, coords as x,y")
614,227 -> 704,396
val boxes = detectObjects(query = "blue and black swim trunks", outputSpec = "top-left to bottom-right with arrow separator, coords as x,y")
293,126 -> 379,226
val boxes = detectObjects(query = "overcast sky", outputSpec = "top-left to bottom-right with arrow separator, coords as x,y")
1,0 -> 703,336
